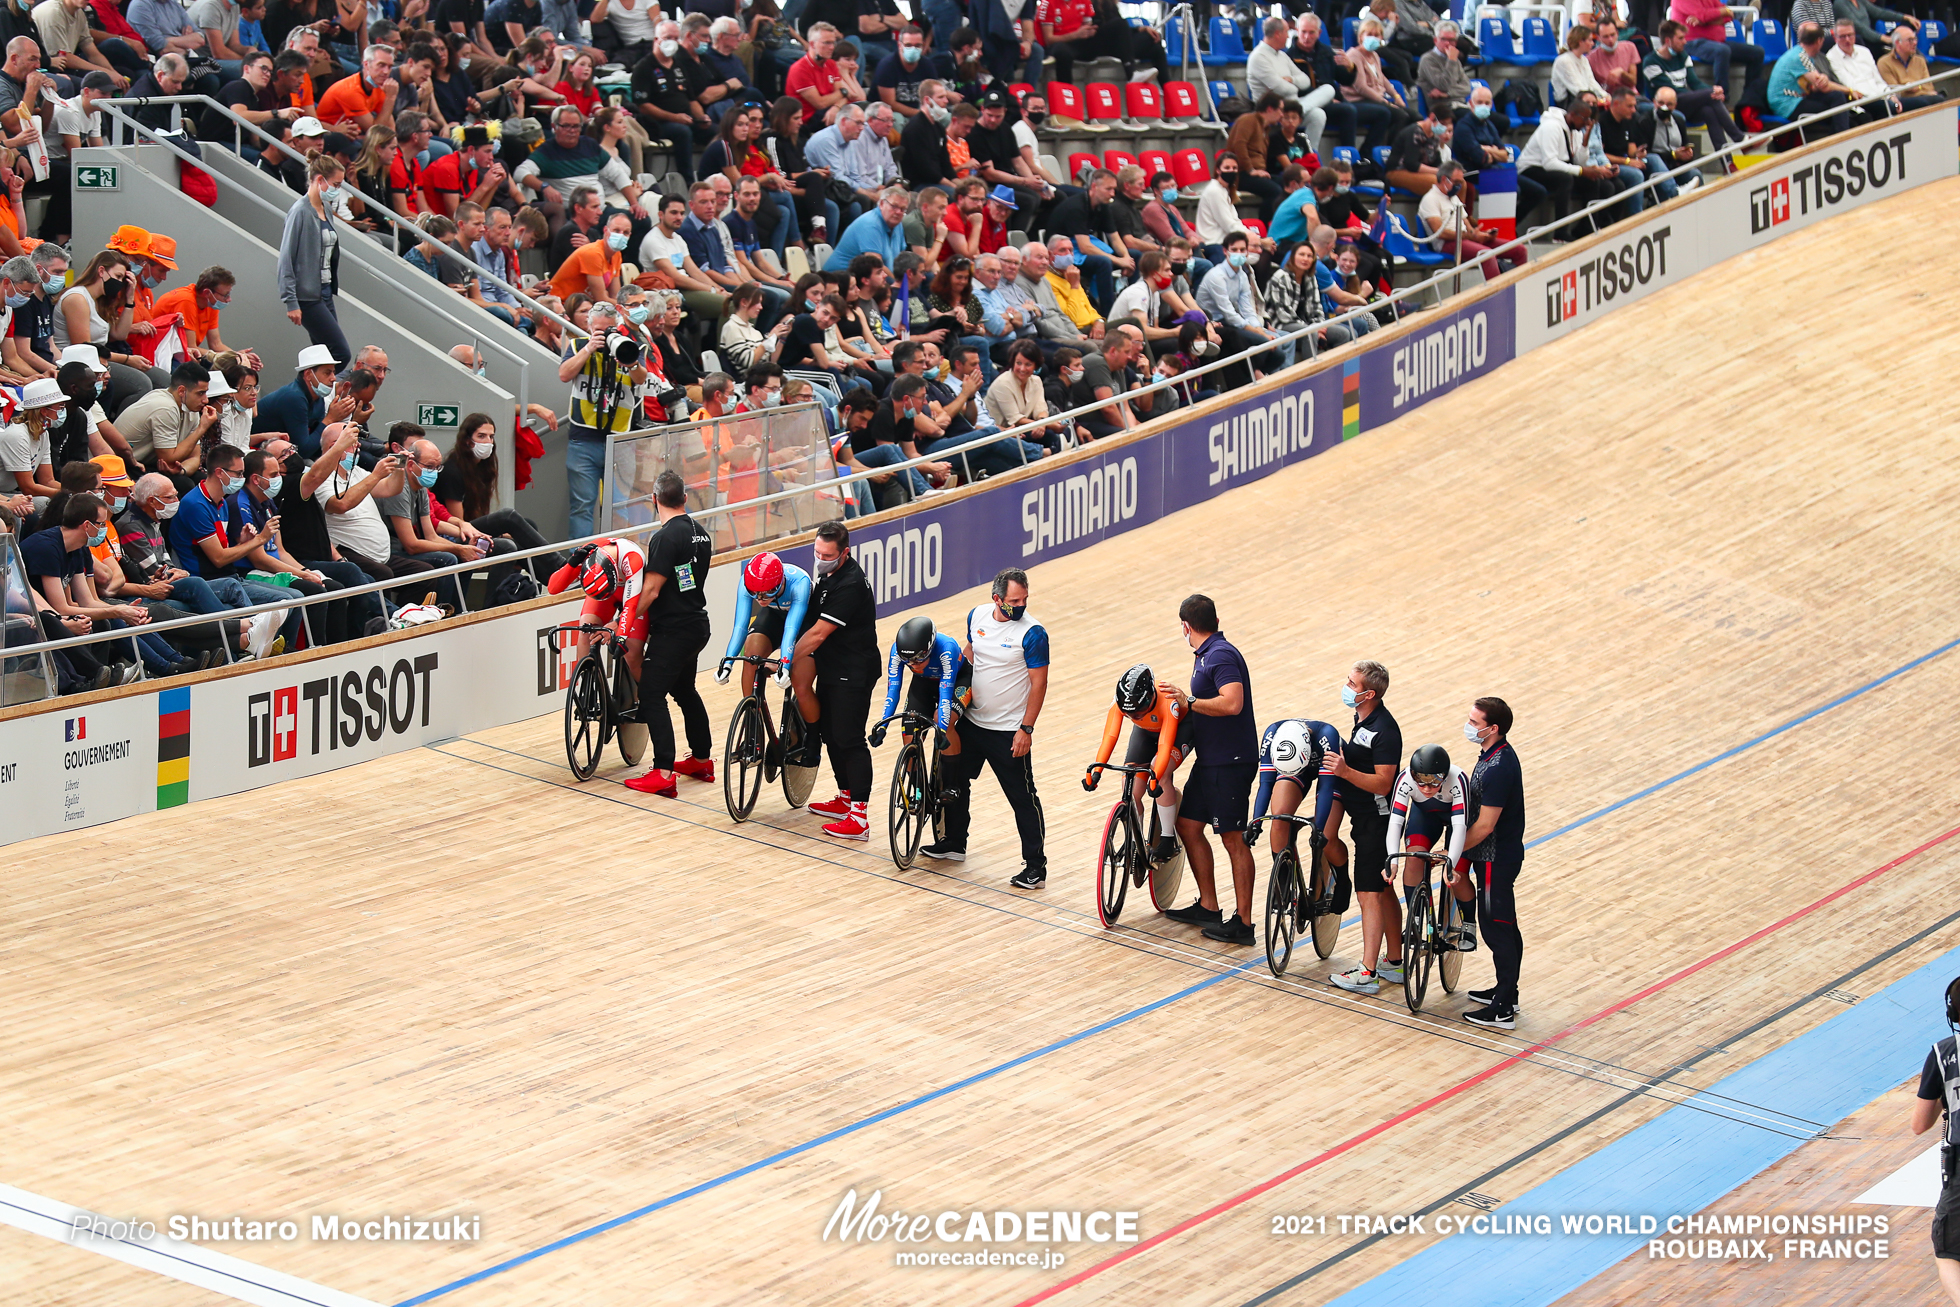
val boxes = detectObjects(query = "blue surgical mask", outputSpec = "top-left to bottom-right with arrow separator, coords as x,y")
901,44 -> 922,64
42,276 -> 63,295
86,523 -> 108,547
1334,183 -> 1351,194
417,467 -> 439,488
1363,35 -> 1382,50
263,475 -> 283,497
606,231 -> 629,251
1227,251 -> 1248,269
1159,186 -> 1178,203
1472,103 -> 1493,120
694,40 -> 709,53
1431,119 -> 1449,136
312,381 -> 334,399
340,451 -> 357,473
224,474 -> 246,495
3,291 -> 25,308
1051,251 -> 1072,270
1341,684 -> 1360,709
1463,721 -> 1486,744
626,305 -> 651,324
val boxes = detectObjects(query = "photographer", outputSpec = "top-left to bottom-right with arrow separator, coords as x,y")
1913,976 -> 1960,1305
557,299 -> 647,540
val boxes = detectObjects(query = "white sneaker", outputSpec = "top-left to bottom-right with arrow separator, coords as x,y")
1329,965 -> 1378,994
245,611 -> 281,661
1376,958 -> 1405,983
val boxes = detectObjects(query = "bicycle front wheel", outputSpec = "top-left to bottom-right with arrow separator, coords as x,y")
723,696 -> 766,822
1437,889 -> 1464,994
564,653 -> 609,781
887,740 -> 930,870
1264,850 -> 1300,978
1096,802 -> 1133,928
1402,886 -> 1434,1014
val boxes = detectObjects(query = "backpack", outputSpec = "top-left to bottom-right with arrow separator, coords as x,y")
491,570 -> 540,607
1496,80 -> 1543,121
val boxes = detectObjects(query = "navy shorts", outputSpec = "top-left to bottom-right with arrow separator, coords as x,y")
1178,762 -> 1257,834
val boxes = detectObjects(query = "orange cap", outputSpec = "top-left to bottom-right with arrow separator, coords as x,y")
145,234 -> 178,270
91,454 -> 134,488
105,225 -> 152,259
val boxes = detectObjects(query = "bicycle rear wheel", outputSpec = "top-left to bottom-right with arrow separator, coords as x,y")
1308,840 -> 1341,960
1437,889 -> 1464,994
1264,850 -> 1299,978
780,698 -> 818,809
614,654 -> 648,767
1145,803 -> 1187,911
563,653 -> 609,781
887,741 -> 930,870
1402,886 -> 1434,1013
929,751 -> 946,847
1096,802 -> 1133,928
723,697 -> 766,822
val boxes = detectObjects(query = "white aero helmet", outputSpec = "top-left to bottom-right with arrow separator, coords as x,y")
1269,720 -> 1315,778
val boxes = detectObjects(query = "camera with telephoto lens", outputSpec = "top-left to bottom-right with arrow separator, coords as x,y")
603,332 -> 642,366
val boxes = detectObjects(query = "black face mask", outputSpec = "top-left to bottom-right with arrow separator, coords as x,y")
1169,261 -> 1188,276
67,384 -> 98,409
1025,110 -> 1046,125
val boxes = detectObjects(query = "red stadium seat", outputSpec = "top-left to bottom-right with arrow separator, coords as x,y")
1104,149 -> 1138,172
1139,148 -> 1175,179
1084,82 -> 1125,126
1242,217 -> 1268,240
1067,152 -> 1102,184
1009,82 -> 1033,102
1171,147 -> 1212,193
1163,81 -> 1205,122
1048,82 -> 1091,127
1125,82 -> 1166,124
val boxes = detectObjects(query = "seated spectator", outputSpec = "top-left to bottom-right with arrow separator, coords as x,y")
219,444 -> 357,642
316,43 -> 397,132
549,184 -> 605,270
927,342 -> 1045,476
1341,18 -> 1415,153
1596,86 -> 1682,212
972,248 -> 1044,363
551,207 -> 631,302
1194,153 -> 1251,265
926,255 -> 995,386
1,376 -> 64,514
1643,21 -> 1749,150
377,432 -> 519,610
1769,21 -> 1854,139
1250,16 -> 1331,146
1104,251 -> 1179,353
1196,232 -> 1279,385
1668,0 -> 1766,91
643,290 -> 705,402
166,441 -> 304,645
1877,25 -> 1942,108
115,472 -> 285,662
1516,96 -> 1620,235
1311,225 -> 1384,337
1417,23 -> 1474,117
6,248 -> 68,384
1418,160 -> 1529,280
824,184 -> 911,274
1587,18 -> 1643,97
721,282 -> 796,374
856,374 -> 948,501
1225,92 -> 1289,224
1066,329 -> 1144,444
21,491 -> 160,680
1553,24 -> 1609,107
1386,100 -> 1453,199
1826,18 -> 1915,112
903,184 -> 956,275
1267,164 -> 1319,247
433,412 -> 559,581
1452,85 -> 1516,192
1030,236 -> 1104,342
151,267 -> 254,369
1263,240 -> 1335,363
418,127 -> 506,217
1039,170 -> 1119,311
630,17 -> 708,181
515,104 -> 643,225
118,361 -> 216,475
985,338 -> 1064,451
254,344 -> 350,459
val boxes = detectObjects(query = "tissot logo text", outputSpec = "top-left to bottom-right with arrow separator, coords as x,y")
1750,133 -> 1911,233
1543,226 -> 1672,326
248,654 -> 438,766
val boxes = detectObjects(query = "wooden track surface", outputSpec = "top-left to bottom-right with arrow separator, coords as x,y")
6,177 -> 1960,1307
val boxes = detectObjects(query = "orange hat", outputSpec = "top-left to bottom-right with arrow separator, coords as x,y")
145,235 -> 178,270
91,454 -> 134,489
105,225 -> 151,259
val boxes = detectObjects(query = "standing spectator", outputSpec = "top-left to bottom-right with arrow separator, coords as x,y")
1160,594 -> 1260,946
1225,92 -> 1288,224
930,566 -> 1049,884
1326,659 -> 1404,995
1418,160 -> 1527,279
277,154 -> 351,366
559,301 -> 646,539
790,519 -> 881,840
1459,696 -> 1524,1028
1416,21 -> 1472,116
620,469 -> 716,795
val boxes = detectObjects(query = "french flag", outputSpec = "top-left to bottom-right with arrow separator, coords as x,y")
1477,163 -> 1519,243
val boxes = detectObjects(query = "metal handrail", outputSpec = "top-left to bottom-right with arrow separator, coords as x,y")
97,93 -> 576,340
13,79 -> 1952,664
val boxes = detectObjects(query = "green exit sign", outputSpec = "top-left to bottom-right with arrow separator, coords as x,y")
74,164 -> 119,190
417,404 -> 460,428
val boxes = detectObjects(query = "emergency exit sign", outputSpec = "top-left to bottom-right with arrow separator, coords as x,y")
74,165 -> 119,190
417,404 -> 459,428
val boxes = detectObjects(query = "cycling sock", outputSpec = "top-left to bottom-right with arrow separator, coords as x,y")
1458,894 -> 1477,923
1402,883 -> 1418,910
1156,798 -> 1177,835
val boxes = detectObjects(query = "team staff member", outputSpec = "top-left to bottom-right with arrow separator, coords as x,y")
624,471 -> 717,798
1327,659 -> 1405,993
1161,595 -> 1260,947
932,567 -> 1050,889
1913,976 -> 1960,1305
1459,696 -> 1524,1028
792,520 -> 881,841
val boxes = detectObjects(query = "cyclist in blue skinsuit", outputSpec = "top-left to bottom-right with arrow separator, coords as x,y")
868,616 -> 972,756
717,551 -> 813,697
1246,718 -> 1347,876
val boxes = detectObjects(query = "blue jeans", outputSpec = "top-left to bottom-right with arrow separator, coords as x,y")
763,188 -> 800,257
1685,38 -> 1764,91
1614,163 -> 1648,214
958,335 -> 999,387
927,431 -> 1042,479
757,284 -> 791,330
1069,252 -> 1115,314
166,574 -> 232,614
1641,152 -> 1679,203
919,0 -> 964,44
854,442 -> 931,498
568,431 -> 607,540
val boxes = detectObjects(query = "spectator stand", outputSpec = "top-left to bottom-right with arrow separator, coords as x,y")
1,533 -> 48,708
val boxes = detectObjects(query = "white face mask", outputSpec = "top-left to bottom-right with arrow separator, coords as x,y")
472,440 -> 495,459
1463,721 -> 1487,744
658,38 -> 680,58
155,500 -> 179,519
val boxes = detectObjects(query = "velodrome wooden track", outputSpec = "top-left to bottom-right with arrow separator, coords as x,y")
8,177 -> 1960,1307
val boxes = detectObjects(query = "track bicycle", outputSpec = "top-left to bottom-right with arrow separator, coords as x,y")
720,653 -> 819,821
1386,849 -> 1465,1013
1258,812 -> 1342,979
1084,762 -> 1187,929
564,623 -> 647,781
872,709 -> 947,871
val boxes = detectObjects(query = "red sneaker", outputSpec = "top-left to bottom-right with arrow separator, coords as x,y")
822,803 -> 870,841
673,755 -> 715,782
624,769 -> 678,797
809,793 -> 853,817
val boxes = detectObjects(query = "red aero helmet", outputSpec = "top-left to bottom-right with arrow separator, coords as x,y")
581,551 -> 620,601
744,551 -> 785,596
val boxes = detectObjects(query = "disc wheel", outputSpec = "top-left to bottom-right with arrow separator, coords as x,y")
1144,802 -> 1186,909
1095,802 -> 1133,928
722,696 -> 766,822
1437,887 -> 1464,994
563,652 -> 610,781
1402,886 -> 1434,1013
887,740 -> 930,870
1264,849 -> 1300,978
929,752 -> 947,847
1308,842 -> 1341,960
612,653 -> 648,767
780,698 -> 819,809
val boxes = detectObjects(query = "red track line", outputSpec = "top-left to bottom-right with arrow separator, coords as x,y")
1010,821 -> 1960,1306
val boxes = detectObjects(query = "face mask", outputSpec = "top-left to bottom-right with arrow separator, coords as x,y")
1227,251 -> 1248,269
1170,261 -> 1188,276
340,451 -> 357,473
813,555 -> 840,577
1341,684 -> 1362,709
1051,251 -> 1072,271
694,40 -> 709,53
997,599 -> 1026,621
761,388 -> 782,407
1063,367 -> 1083,384
86,522 -> 108,547
43,276 -> 63,295
925,102 -> 950,125
1472,103 -> 1493,120
1463,721 -> 1487,744
934,360 -> 950,380
1154,368 -> 1172,381
1220,171 -> 1238,186
156,500 -> 179,520
143,269 -> 164,287
321,184 -> 344,207
3,291 -> 26,308
606,231 -> 629,251
1025,109 -> 1046,125
901,45 -> 922,64
1159,186 -> 1178,203
224,474 -> 246,495
1335,183 -> 1352,194
416,467 -> 438,488
658,38 -> 679,58
262,475 -> 283,497
472,440 -> 495,459
1152,273 -> 1172,289
1363,35 -> 1382,50
312,380 -> 335,400
1431,120 -> 1448,136
625,304 -> 651,324
1192,339 -> 1212,356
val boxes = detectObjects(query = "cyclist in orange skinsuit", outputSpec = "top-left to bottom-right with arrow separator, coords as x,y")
1084,663 -> 1194,863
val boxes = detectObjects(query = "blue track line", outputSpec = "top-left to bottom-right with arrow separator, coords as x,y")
394,629 -> 1960,1304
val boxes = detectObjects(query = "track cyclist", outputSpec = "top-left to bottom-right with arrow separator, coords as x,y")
1383,741 -> 1476,947
549,537 -> 648,687
869,616 -> 971,757
717,551 -> 812,697
1247,719 -> 1345,868
1084,663 -> 1193,865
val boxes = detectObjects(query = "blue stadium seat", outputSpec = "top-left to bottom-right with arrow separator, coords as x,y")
1502,79 -> 1541,128
1478,15 -> 1525,65
1206,15 -> 1248,63
1209,79 -> 1238,109
1329,145 -> 1385,198
1373,145 -> 1423,199
1165,13 -> 1197,65
1387,213 -> 1452,269
1752,18 -> 1788,58
1343,17 -> 1359,50
1519,16 -> 1559,63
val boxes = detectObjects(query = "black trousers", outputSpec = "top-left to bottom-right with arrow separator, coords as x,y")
941,722 -> 1046,872
1472,857 -> 1523,1007
640,614 -> 713,768
1048,23 -> 1168,84
815,666 -> 876,803
1519,166 -> 1618,234
1789,90 -> 1852,142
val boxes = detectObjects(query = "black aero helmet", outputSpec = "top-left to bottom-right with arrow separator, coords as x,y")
895,616 -> 937,662
1409,743 -> 1451,785
1116,664 -> 1155,714
1947,976 -> 1960,1028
